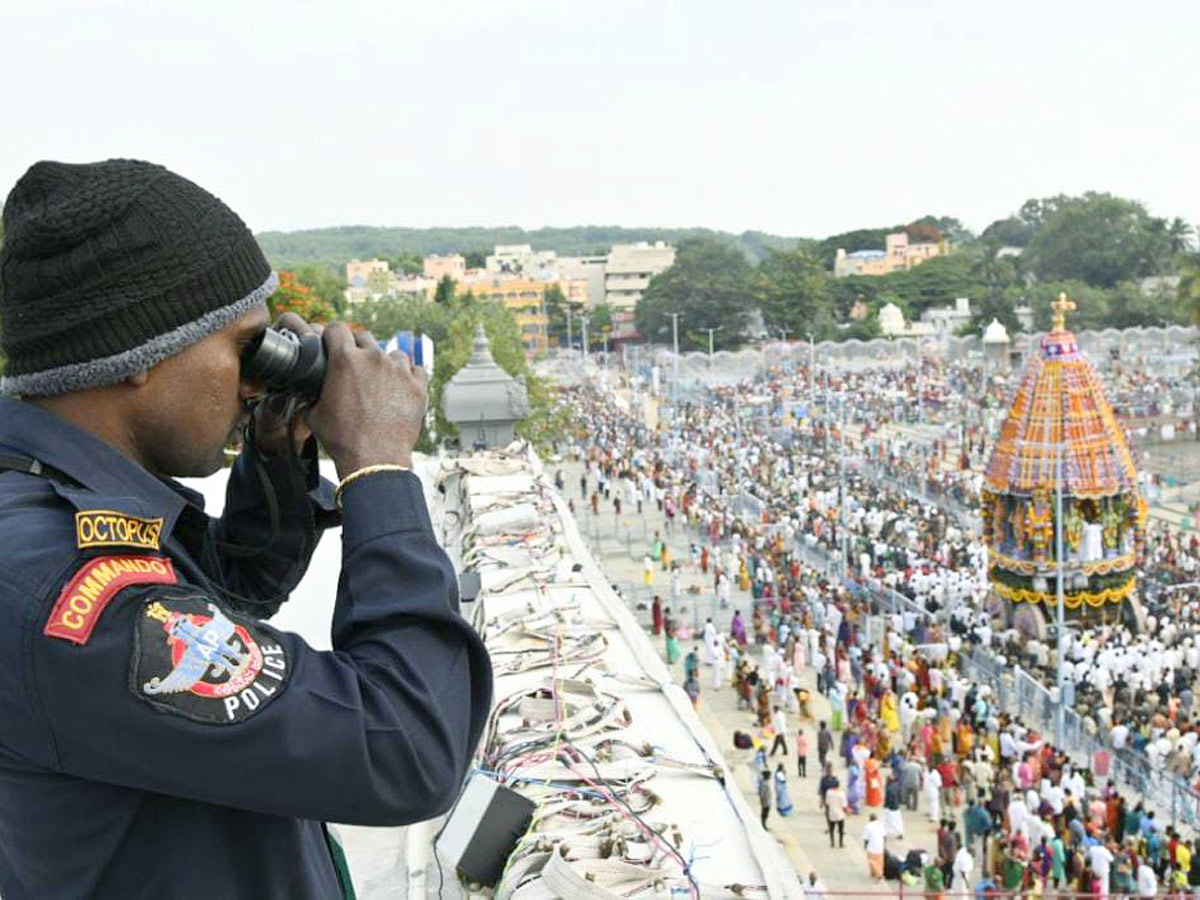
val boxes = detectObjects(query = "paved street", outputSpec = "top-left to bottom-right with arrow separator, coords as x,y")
557,457 -> 948,895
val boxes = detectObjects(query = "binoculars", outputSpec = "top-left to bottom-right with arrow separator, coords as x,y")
242,328 -> 326,397
242,328 -> 434,398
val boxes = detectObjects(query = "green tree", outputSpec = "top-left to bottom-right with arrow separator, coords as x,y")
1025,193 -> 1174,287
980,217 -> 1035,248
1103,281 -> 1181,329
433,274 -> 456,305
752,246 -> 835,340
1018,195 -> 1074,232
349,296 -> 454,345
587,304 -> 613,347
1167,218 -> 1196,256
827,277 -> 881,323
1028,282 -> 1113,331
840,314 -> 882,341
541,283 -> 565,345
876,254 -> 978,316
1179,267 -> 1200,325
635,237 -> 753,350
463,249 -> 487,269
292,263 -> 347,316
541,284 -> 587,348
969,243 -> 1023,289
961,286 -> 1024,336
910,215 -> 974,246
390,250 -> 424,275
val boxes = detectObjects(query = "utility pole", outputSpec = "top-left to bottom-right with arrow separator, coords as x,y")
839,392 -> 850,575
704,327 -> 716,373
540,290 -> 548,356
1054,443 -> 1066,749
917,345 -> 925,425
565,307 -> 574,354
581,318 -> 589,359
806,332 -> 815,396
667,312 -> 682,402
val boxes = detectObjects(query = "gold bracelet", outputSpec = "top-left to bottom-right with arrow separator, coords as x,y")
334,464 -> 412,511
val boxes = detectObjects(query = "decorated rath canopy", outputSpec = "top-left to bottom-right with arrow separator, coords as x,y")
982,294 -> 1147,621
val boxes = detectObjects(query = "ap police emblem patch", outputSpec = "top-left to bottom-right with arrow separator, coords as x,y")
132,593 -> 289,724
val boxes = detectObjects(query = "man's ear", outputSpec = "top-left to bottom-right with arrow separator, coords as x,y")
127,370 -> 150,386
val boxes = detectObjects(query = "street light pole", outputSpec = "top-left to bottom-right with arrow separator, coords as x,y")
704,327 -> 716,373
918,345 -> 925,425
1055,444 -> 1066,748
806,332 -> 815,396
667,312 -> 682,402
566,307 -> 574,353
581,318 -> 589,359
840,395 -> 850,576
540,290 -> 548,356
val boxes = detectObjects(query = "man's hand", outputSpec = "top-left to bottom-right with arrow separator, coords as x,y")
307,322 -> 428,479
250,312 -> 319,456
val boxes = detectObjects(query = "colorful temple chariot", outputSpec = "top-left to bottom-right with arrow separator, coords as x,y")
981,294 -> 1147,629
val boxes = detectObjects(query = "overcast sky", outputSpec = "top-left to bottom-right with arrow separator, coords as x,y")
2,0 -> 1197,239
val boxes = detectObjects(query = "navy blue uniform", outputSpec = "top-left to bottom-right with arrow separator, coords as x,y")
0,398 -> 493,897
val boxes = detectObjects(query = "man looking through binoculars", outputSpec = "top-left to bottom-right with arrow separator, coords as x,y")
0,159 -> 492,897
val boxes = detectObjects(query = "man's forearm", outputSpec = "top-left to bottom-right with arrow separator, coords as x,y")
210,436 -> 338,615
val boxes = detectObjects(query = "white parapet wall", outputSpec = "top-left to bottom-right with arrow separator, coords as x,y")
430,445 -> 802,899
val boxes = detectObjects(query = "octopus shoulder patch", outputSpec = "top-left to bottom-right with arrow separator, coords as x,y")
131,593 -> 289,724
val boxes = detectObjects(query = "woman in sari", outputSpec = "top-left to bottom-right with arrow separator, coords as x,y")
730,610 -> 747,648
829,682 -> 846,732
756,684 -> 772,728
792,633 -> 806,672
851,694 -> 869,728
836,652 -> 852,687
880,691 -> 900,734
846,760 -> 865,814
774,764 -> 794,816
676,613 -> 691,641
841,728 -> 858,767
664,610 -> 680,665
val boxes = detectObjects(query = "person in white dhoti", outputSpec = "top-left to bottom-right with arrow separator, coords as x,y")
703,619 -> 718,666
925,766 -> 943,822
711,634 -> 726,689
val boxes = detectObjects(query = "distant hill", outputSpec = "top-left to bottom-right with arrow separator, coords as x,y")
254,224 -> 809,270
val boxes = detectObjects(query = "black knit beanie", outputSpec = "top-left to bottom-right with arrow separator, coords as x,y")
0,159 -> 277,397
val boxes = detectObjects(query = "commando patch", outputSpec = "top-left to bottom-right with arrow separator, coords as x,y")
75,509 -> 164,551
44,555 -> 177,645
133,594 -> 289,724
